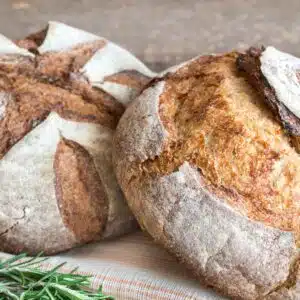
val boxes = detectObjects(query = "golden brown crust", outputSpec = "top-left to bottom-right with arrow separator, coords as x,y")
35,39 -> 107,76
104,70 -> 151,89
113,53 -> 300,300
139,53 -> 300,238
0,23 -> 155,255
237,47 -> 300,138
0,48 -> 125,157
54,138 -> 108,243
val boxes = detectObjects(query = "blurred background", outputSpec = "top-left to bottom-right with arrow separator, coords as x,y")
2,0 -> 300,71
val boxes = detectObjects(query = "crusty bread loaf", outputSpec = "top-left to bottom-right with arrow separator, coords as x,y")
113,50 -> 300,299
0,21 -> 155,255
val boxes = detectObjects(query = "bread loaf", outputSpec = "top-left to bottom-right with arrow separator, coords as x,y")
0,21 -> 155,255
113,49 -> 300,299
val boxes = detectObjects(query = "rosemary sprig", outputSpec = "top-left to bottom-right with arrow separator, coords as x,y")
0,253 -> 114,300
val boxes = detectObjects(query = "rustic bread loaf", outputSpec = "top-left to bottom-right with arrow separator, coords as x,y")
113,49 -> 300,299
0,21 -> 155,255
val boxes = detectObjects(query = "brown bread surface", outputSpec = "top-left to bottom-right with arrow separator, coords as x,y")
113,53 -> 300,299
0,24 -> 153,254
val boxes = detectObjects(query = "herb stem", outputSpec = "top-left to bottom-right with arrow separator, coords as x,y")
0,254 -> 114,300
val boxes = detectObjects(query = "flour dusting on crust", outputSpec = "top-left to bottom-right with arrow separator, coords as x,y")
38,21 -> 100,53
0,22 -> 155,254
0,92 -> 11,120
260,47 -> 300,118
0,34 -> 33,56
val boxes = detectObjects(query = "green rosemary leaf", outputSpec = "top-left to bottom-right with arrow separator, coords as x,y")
0,253 -> 115,300
69,267 -> 79,274
28,262 -> 66,290
45,288 -> 56,300
8,253 -> 44,269
11,257 -> 49,269
0,271 -> 22,284
0,255 -> 27,269
0,288 -> 18,300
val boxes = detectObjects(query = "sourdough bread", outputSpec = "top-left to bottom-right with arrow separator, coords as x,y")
0,21 -> 155,255
113,51 -> 300,299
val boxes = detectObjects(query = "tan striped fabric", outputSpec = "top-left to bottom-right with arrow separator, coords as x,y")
55,232 -> 226,299
1,231 -> 227,300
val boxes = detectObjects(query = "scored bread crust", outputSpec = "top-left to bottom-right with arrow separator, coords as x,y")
0,22 -> 154,255
237,46 -> 300,155
237,47 -> 300,138
113,53 -> 300,299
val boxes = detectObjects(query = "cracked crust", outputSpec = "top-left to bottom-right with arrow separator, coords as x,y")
0,22 -> 154,255
237,47 -> 300,138
237,47 -> 300,154
113,53 -> 300,299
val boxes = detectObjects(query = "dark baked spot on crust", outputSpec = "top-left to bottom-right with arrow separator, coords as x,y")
237,47 -> 300,138
54,137 -> 108,243
138,53 -> 300,236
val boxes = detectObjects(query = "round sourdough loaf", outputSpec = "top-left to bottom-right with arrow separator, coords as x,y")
113,49 -> 300,299
0,21 -> 155,255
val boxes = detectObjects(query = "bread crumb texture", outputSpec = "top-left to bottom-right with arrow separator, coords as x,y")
141,53 -> 300,240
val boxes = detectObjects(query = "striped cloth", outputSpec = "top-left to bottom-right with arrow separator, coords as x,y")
1,231 -> 227,300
